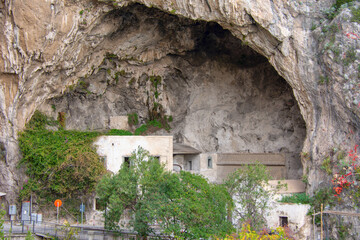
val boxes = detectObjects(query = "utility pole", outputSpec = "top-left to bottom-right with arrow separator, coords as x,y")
30,195 -> 32,223
320,203 -> 323,240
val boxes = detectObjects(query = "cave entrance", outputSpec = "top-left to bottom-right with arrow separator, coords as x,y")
38,4 -> 306,180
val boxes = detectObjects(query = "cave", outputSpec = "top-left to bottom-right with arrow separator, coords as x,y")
37,4 -> 306,180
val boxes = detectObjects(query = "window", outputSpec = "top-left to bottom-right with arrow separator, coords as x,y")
189,160 -> 192,170
124,157 -> 130,167
279,216 -> 288,227
207,156 -> 212,168
95,198 -> 105,211
152,156 -> 160,162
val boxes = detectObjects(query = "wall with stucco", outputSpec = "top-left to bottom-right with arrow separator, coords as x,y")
94,136 -> 173,173
265,201 -> 311,239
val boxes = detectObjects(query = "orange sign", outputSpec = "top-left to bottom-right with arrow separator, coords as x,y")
54,199 -> 62,207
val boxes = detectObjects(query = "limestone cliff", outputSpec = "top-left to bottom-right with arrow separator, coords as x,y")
0,0 -> 359,221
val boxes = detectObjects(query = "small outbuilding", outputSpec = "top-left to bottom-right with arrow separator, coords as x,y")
95,135 -> 173,173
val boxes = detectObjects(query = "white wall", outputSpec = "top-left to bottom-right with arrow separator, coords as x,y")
198,153 -> 218,183
94,136 -> 173,173
265,200 -> 311,239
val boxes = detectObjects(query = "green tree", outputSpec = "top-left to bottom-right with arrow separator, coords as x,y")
225,163 -> 272,231
0,205 -> 5,240
96,147 -> 233,239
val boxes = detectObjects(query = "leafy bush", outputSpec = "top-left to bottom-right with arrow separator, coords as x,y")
25,110 -> 57,130
308,188 -> 336,226
222,223 -> 294,240
134,124 -> 148,135
97,147 -> 233,239
0,205 -> 5,239
18,112 -> 106,206
278,193 -> 311,204
147,119 -> 162,128
127,113 -> 139,126
106,129 -> 133,136
134,120 -> 163,135
321,156 -> 333,175
225,164 -> 272,231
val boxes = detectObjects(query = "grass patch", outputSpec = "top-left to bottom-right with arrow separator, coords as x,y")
134,120 -> 163,135
278,193 -> 311,204
106,129 -> 133,136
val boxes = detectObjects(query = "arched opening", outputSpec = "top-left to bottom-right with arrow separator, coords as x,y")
37,4 -> 306,180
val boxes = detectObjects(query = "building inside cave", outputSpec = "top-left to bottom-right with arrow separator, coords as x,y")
38,3 -> 307,180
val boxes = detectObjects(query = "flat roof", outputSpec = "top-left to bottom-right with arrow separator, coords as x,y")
217,153 -> 285,166
173,143 -> 201,155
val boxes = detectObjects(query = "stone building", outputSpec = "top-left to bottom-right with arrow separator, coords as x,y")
92,134 -> 309,238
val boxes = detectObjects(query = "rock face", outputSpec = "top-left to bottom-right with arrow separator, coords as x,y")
38,6 -> 306,179
0,0 -> 359,214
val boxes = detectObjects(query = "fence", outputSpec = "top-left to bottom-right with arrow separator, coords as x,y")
313,204 -> 360,240
2,220 -> 154,240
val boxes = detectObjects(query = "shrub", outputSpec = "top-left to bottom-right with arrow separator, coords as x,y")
97,147 -> 233,239
321,156 -> 333,175
26,110 -> 57,130
221,223 -> 294,240
106,129 -> 133,136
134,120 -> 163,135
278,193 -> 311,204
308,188 -> 336,226
18,112 -> 106,211
0,205 -> 5,239
134,124 -> 148,135
127,113 -> 139,126
225,163 -> 272,231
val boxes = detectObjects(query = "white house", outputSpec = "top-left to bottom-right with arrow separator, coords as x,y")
94,135 -> 173,173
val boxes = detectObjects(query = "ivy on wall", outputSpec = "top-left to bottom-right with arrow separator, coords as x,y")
18,111 -> 106,205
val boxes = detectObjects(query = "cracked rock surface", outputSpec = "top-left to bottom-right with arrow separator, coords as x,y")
0,0 -> 359,204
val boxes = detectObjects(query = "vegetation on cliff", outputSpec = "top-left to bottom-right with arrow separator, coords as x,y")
18,111 -> 106,211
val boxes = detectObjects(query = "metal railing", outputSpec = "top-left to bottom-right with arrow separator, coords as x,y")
312,206 -> 360,240
2,220 -> 139,240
